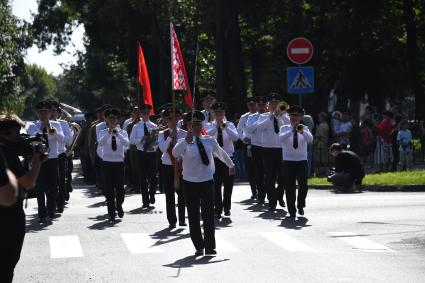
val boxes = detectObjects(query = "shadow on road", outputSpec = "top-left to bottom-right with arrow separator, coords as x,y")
25,214 -> 54,233
215,217 -> 233,229
280,216 -> 311,230
164,255 -> 229,270
87,214 -> 122,230
149,228 -> 190,247
87,201 -> 106,208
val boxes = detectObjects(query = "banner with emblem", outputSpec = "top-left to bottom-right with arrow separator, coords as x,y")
170,23 -> 193,108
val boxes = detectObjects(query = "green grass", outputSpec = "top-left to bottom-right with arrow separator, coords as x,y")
309,170 -> 425,186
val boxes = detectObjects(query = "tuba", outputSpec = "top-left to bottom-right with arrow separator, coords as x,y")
275,101 -> 289,116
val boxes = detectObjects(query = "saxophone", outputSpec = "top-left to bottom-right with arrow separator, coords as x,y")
142,128 -> 159,151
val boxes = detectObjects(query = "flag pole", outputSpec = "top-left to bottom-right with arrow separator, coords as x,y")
137,42 -> 141,107
190,34 -> 200,123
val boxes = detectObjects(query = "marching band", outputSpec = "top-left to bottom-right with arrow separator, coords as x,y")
24,92 -> 313,256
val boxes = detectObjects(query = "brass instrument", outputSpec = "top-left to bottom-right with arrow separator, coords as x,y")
111,128 -> 119,136
65,122 -> 82,157
296,123 -> 304,132
142,128 -> 159,151
275,101 -> 289,116
48,122 -> 57,135
220,122 -> 227,129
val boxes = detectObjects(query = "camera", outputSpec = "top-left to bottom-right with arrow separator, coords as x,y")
14,134 -> 48,160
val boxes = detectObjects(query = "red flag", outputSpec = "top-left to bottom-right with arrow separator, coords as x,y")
171,23 -> 193,108
137,42 -> 154,114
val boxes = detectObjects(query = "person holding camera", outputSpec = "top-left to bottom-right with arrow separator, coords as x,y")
97,108 -> 129,222
0,113 -> 44,283
328,143 -> 365,192
27,101 -> 65,223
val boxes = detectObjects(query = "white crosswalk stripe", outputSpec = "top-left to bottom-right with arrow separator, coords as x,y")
121,233 -> 162,254
261,232 -> 316,252
49,235 -> 84,258
329,232 -> 393,252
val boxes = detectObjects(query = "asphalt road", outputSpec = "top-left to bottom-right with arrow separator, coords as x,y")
14,170 -> 425,283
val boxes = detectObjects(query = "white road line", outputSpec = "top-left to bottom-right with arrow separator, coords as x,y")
121,233 -> 162,254
261,232 -> 316,252
49,235 -> 84,259
329,232 -> 393,252
291,48 -> 310,54
215,235 -> 239,252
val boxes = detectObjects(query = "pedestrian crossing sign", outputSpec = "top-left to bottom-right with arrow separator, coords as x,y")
287,66 -> 314,94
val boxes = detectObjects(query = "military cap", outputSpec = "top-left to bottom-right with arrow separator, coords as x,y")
183,111 -> 205,123
104,108 -> 121,118
162,107 -> 180,118
246,97 -> 256,104
288,105 -> 305,116
267,93 -> 282,102
139,104 -> 153,111
35,101 -> 52,111
256,96 -> 267,104
101,104 -> 112,112
157,103 -> 173,113
211,102 -> 227,112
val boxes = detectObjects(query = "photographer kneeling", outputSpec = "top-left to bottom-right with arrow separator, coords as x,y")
0,114 -> 44,283
328,143 -> 365,192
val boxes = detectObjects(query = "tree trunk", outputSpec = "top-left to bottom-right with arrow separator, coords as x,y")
214,0 -> 226,101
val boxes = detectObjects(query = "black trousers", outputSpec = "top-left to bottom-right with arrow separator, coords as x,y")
262,147 -> 284,207
137,151 -> 158,205
36,158 -> 59,218
162,164 -> 185,225
245,145 -> 257,196
213,158 -> 234,214
251,145 -> 265,200
183,180 -> 215,251
0,208 -> 25,283
282,160 -> 308,215
102,161 -> 125,217
57,153 -> 66,207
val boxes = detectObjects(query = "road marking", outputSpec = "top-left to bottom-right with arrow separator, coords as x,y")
121,233 -> 162,254
261,232 -> 316,252
291,48 -> 310,54
329,232 -> 393,252
215,235 -> 239,252
49,235 -> 84,258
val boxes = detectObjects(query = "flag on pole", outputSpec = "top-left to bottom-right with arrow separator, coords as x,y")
137,42 -> 154,113
170,23 -> 193,108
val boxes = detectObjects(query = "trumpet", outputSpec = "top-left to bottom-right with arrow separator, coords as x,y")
296,123 -> 304,132
275,101 -> 289,116
48,123 -> 57,135
111,128 -> 119,136
220,122 -> 227,129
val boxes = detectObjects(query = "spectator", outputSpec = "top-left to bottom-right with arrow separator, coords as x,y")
397,119 -> 413,171
360,119 -> 375,167
330,111 -> 342,141
314,112 -> 330,176
391,106 -> 405,171
301,114 -> 315,177
335,112 -> 352,148
374,111 -> 395,172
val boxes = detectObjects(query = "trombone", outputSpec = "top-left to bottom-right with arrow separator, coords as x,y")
275,101 -> 289,116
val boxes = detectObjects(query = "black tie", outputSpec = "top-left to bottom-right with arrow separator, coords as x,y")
273,116 -> 279,133
293,131 -> 298,149
143,123 -> 149,136
42,127 -> 49,149
217,126 -> 223,147
111,135 -> 117,151
196,137 -> 210,166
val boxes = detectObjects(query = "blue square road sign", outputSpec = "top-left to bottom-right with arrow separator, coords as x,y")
287,66 -> 314,94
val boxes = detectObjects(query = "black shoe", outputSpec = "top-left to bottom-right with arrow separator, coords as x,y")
205,249 -> 217,256
117,207 -> 124,218
149,195 -> 155,204
258,199 -> 265,205
279,199 -> 286,207
224,210 -> 231,216
169,223 -> 176,229
48,211 -> 55,219
38,217 -> 46,223
215,213 -> 222,219
142,203 -> 149,209
289,213 -> 296,218
109,216 -> 116,222
268,205 -> 276,211
250,194 -> 257,200
179,222 -> 187,227
64,192 -> 70,202
57,206 -> 64,213
194,249 -> 204,256
298,208 -> 304,215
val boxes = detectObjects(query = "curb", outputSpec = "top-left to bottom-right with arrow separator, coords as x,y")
310,185 -> 425,192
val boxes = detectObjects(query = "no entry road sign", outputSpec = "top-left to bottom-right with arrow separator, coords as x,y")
287,37 -> 313,65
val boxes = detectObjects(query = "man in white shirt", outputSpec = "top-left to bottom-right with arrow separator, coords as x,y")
27,101 -> 65,222
172,111 -> 235,256
129,104 -> 159,208
279,105 -> 313,218
98,108 -> 129,222
49,101 -> 74,206
200,90 -> 216,126
158,108 -> 187,229
236,97 -> 257,199
207,102 -> 239,218
255,93 -> 289,211
245,96 -> 268,204
123,106 -> 141,192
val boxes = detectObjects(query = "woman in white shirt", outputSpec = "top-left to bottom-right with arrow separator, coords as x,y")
98,108 -> 129,222
279,105 -> 313,218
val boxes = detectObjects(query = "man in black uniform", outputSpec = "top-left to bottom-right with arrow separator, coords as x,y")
0,114 -> 43,282
328,143 -> 365,191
